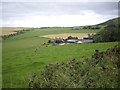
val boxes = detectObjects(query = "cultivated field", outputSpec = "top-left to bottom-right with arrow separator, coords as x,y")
0,27 -> 27,36
2,27 -> 118,88
40,33 -> 95,39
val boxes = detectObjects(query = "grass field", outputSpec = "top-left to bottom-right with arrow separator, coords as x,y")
2,27 -> 118,88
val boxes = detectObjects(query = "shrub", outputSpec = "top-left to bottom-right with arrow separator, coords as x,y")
93,24 -> 119,42
67,36 -> 78,40
28,46 -> 120,88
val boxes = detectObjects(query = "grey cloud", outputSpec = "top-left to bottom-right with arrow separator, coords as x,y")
2,2 -> 118,16
1,2 -> 118,26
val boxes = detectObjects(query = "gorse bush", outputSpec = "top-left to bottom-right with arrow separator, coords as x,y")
93,23 -> 120,42
28,46 -> 120,88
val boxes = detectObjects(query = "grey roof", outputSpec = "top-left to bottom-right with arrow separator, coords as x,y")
67,39 -> 78,43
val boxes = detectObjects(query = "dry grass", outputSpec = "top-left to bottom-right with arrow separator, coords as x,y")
40,33 -> 95,39
0,27 -> 25,36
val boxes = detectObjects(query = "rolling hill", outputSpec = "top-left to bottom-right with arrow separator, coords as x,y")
97,17 -> 120,26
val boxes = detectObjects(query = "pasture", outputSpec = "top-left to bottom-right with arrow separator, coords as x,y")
2,27 -> 118,88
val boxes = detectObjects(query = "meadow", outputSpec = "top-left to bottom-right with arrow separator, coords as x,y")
2,27 -> 118,88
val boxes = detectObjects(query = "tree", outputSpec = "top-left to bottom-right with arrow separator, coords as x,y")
93,24 -> 119,42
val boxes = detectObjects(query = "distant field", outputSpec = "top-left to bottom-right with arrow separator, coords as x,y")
2,27 -> 118,88
40,33 -> 95,39
0,27 -> 27,36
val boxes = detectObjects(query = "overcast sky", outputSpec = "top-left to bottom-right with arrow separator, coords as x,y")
0,1 -> 119,27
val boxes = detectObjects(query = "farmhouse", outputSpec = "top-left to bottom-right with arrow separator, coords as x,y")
82,39 -> 93,43
76,41 -> 83,44
66,39 -> 78,43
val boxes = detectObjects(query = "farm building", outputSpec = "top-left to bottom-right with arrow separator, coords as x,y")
47,35 -> 94,46
66,39 -> 78,43
82,39 -> 93,43
66,38 -> 93,44
66,39 -> 84,44
76,41 -> 83,44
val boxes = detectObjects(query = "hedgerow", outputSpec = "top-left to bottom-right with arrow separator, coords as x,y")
28,45 -> 120,88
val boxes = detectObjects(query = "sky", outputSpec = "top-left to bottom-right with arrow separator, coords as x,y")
0,0 -> 119,27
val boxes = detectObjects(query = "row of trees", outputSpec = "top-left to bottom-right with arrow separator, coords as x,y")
82,26 -> 100,30
72,26 -> 101,30
65,36 -> 78,40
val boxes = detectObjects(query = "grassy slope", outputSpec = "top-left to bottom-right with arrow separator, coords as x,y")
98,17 -> 120,26
2,27 -> 118,87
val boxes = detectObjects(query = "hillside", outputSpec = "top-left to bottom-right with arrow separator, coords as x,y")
71,17 -> 120,30
93,17 -> 120,42
97,17 -> 120,26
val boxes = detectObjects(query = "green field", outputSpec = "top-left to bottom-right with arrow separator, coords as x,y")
2,27 -> 118,88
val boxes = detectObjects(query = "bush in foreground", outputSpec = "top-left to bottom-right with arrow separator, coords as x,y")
28,46 -> 120,88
